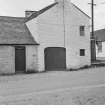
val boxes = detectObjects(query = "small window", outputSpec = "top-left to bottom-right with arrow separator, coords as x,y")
80,49 -> 85,56
80,26 -> 85,36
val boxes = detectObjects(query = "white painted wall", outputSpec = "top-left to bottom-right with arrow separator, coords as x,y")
26,18 -> 39,43
26,45 -> 38,72
0,46 -> 15,74
65,2 -> 91,68
27,2 -> 65,71
26,0 -> 91,71
0,45 -> 39,74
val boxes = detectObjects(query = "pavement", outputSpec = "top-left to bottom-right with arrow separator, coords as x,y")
0,67 -> 105,103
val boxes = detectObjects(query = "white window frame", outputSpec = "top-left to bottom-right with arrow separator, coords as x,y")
80,49 -> 85,56
80,26 -> 85,36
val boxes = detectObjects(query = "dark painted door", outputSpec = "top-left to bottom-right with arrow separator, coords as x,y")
15,46 -> 26,73
45,47 -> 66,70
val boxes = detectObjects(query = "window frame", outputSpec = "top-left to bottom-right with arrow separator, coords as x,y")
80,49 -> 85,56
80,25 -> 85,36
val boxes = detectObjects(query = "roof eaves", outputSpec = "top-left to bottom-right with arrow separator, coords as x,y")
0,16 -> 26,22
0,43 -> 39,45
25,2 -> 58,22
71,3 -> 91,19
94,29 -> 105,42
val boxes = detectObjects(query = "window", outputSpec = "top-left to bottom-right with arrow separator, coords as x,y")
80,49 -> 85,56
80,26 -> 85,36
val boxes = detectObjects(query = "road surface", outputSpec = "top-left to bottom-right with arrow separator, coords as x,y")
0,67 -> 105,104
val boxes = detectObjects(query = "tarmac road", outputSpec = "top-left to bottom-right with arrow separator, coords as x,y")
0,67 -> 105,102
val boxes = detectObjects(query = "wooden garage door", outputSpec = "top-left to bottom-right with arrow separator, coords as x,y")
45,47 -> 66,70
15,46 -> 26,73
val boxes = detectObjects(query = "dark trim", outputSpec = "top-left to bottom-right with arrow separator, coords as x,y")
45,47 -> 66,50
15,46 -> 26,73
44,47 -> 66,70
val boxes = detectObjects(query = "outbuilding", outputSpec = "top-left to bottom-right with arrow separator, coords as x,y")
0,0 -> 91,74
0,16 -> 38,74
94,29 -> 105,59
26,0 -> 91,72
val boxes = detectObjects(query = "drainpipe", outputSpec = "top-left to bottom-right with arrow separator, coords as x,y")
63,0 -> 66,47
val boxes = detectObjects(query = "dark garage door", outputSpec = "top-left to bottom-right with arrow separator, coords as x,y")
15,46 -> 26,73
45,47 -> 66,70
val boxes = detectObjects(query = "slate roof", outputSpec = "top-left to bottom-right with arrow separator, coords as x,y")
94,29 -> 105,42
0,16 -> 37,45
0,1 -> 90,45
26,2 -> 58,22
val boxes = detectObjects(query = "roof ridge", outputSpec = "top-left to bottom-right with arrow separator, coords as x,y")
26,2 -> 58,22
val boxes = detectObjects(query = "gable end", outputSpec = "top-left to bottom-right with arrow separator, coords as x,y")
26,2 -> 58,22
71,3 -> 90,19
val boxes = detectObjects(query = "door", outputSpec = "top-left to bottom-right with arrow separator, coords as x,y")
15,46 -> 26,73
45,47 -> 66,70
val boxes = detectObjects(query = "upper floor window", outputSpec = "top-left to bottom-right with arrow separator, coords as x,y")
80,26 -> 85,36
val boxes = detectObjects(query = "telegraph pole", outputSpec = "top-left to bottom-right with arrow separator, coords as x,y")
89,0 -> 96,63
92,0 -> 94,37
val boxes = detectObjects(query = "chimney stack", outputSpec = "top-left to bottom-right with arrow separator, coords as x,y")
54,0 -> 70,6
25,10 -> 37,17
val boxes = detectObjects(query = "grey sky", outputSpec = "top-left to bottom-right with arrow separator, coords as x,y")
0,0 -> 105,30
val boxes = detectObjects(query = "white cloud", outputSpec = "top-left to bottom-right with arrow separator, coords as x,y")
0,0 -> 54,17
0,0 -> 105,30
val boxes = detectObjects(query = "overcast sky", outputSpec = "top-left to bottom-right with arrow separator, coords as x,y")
0,0 -> 105,30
